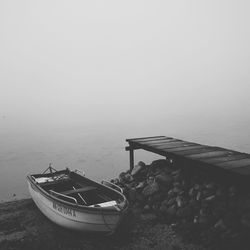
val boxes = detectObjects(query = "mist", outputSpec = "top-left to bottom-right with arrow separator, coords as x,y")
1,0 -> 250,131
0,1 -> 250,200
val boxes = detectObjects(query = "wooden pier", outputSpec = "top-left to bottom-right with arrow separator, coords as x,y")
126,136 -> 250,182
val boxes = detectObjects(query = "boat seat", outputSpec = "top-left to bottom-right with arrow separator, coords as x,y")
39,178 -> 71,187
61,186 -> 97,195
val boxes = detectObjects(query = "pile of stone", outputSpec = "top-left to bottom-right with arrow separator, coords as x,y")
111,159 -> 250,246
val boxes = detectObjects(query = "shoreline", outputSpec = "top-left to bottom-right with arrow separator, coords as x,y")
0,198 -> 206,250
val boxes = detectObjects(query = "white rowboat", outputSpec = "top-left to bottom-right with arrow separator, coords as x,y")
27,166 -> 128,234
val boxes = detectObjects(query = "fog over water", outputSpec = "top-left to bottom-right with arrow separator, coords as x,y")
0,0 -> 250,201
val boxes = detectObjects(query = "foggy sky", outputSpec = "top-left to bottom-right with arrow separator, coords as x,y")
1,0 -> 250,131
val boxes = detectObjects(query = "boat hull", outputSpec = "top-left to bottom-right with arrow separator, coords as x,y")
27,179 -> 124,233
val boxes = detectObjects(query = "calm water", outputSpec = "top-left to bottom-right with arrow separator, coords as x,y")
1,115 -> 250,202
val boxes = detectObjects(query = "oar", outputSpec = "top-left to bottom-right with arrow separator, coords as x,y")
73,186 -> 87,205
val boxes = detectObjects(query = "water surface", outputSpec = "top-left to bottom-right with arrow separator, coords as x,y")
1,115 -> 249,202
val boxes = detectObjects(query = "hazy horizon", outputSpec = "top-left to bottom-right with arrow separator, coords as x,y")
1,0 -> 250,129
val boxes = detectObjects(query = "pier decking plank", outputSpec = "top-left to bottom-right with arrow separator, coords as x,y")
155,142 -> 197,149
215,158 -> 250,169
162,145 -> 207,153
187,150 -> 230,159
200,154 -> 247,164
142,139 -> 181,145
175,147 -> 219,156
126,136 -> 250,177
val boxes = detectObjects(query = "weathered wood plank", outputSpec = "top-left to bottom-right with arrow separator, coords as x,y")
126,136 -> 166,142
155,142 -> 197,150
142,139 -> 181,146
144,141 -> 183,148
216,158 -> 250,169
230,166 -> 250,175
187,151 -> 230,159
175,147 -> 218,156
202,154 -> 248,164
163,145 -> 207,153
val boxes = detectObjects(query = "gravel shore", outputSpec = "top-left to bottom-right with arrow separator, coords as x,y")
0,198 -> 206,250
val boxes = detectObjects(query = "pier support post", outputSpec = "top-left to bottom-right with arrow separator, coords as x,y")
129,148 -> 134,171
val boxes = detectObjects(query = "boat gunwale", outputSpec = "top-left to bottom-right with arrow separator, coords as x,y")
27,171 -> 128,215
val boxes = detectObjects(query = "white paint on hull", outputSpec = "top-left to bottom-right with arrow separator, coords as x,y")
28,181 -> 122,233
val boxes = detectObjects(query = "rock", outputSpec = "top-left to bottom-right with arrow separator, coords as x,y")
167,197 -> 176,207
142,181 -> 159,197
140,213 -> 157,222
136,193 -> 146,203
125,182 -> 136,189
119,172 -> 127,184
135,181 -> 146,190
228,186 -> 237,197
212,201 -> 227,219
167,205 -> 177,216
150,193 -> 164,203
172,174 -> 182,182
131,161 -> 146,176
160,199 -> 169,207
188,187 -> 195,197
155,172 -> 173,186
152,203 -> 160,212
130,205 -> 143,216
127,188 -> 146,203
197,211 -> 209,226
114,157 -> 250,248
110,178 -> 119,185
176,205 -> 193,219
204,195 -> 216,202
214,219 -> 227,231
171,169 -> 181,176
159,204 -> 168,213
205,182 -> 215,190
215,187 -> 227,200
196,191 -> 202,201
168,189 -> 176,198
147,159 -> 174,178
202,184 -> 216,198
143,204 -> 151,211
172,186 -> 182,194
176,196 -> 186,208
150,159 -> 172,171
124,173 -> 134,183
241,213 -> 250,228
223,212 -> 241,230
128,188 -> 137,201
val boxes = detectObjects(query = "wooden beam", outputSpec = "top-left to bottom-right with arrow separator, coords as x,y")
126,136 -> 165,142
125,146 -> 140,151
129,148 -> 134,171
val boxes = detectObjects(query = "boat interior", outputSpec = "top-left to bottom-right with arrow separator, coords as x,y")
31,168 -> 123,208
